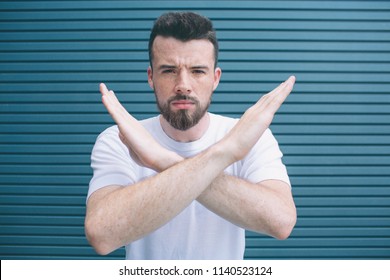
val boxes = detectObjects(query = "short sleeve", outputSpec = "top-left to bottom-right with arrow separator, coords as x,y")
239,128 -> 291,186
87,126 -> 138,201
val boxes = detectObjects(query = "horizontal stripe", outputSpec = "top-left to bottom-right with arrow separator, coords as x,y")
1,0 -> 389,260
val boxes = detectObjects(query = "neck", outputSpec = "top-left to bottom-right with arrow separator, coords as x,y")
159,112 -> 210,143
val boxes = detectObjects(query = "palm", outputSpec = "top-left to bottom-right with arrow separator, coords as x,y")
227,76 -> 295,161
99,83 -> 170,171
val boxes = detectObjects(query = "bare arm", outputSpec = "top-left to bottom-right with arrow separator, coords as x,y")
85,77 -> 296,254
85,142 -> 232,255
197,76 -> 297,238
86,84 -> 233,255
197,176 -> 296,240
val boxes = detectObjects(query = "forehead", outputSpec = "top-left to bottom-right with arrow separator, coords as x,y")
152,36 -> 215,67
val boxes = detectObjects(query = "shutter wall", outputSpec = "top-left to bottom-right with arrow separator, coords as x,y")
0,0 -> 389,259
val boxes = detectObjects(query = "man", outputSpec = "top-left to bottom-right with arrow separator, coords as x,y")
85,12 -> 296,260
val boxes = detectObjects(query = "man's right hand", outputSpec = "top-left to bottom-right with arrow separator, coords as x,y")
99,83 -> 182,172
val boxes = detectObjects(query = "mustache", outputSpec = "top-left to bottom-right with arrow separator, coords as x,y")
168,95 -> 199,103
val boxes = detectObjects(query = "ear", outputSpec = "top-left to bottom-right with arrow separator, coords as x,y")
213,67 -> 222,91
147,66 -> 154,89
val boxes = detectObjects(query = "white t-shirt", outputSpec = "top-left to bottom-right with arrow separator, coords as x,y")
88,113 -> 290,259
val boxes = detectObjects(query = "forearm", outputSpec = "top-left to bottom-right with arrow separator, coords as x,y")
197,175 -> 296,239
85,143 -> 233,255
131,147 -> 295,238
152,146 -> 296,238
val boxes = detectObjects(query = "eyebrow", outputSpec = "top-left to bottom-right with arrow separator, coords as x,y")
192,65 -> 209,69
158,65 -> 176,70
191,65 -> 210,70
158,64 -> 210,70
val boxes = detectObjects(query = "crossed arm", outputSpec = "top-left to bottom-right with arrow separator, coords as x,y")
85,77 -> 297,255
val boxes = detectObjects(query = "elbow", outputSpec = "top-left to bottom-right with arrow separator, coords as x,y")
273,220 -> 296,240
85,217 -> 116,256
273,208 -> 297,240
88,239 -> 113,256
250,206 -> 297,240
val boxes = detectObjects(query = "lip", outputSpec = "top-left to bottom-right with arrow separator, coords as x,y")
171,100 -> 194,109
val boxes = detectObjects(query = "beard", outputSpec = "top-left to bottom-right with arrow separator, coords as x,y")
155,93 -> 211,131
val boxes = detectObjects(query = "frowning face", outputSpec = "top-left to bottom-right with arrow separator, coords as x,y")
148,36 -> 221,131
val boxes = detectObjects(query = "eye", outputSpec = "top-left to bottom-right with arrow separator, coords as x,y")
162,69 -> 175,74
193,69 -> 206,75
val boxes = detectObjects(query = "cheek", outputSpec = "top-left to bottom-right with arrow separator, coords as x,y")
152,82 -> 173,104
153,76 -> 175,92
202,78 -> 216,96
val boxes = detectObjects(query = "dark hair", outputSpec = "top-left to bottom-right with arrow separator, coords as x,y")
148,12 -> 219,68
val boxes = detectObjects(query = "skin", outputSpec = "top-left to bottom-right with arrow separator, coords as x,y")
149,37 -> 221,141
85,36 -> 297,255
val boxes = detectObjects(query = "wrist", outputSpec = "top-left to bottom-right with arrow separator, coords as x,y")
215,134 -> 243,164
155,151 -> 183,172
209,138 -> 238,167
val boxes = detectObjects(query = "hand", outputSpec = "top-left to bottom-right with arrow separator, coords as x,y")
99,83 -> 181,172
222,76 -> 296,161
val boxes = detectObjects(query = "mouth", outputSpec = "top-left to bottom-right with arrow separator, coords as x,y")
171,100 -> 195,110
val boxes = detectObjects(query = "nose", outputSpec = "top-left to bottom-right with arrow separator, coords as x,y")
174,71 -> 192,94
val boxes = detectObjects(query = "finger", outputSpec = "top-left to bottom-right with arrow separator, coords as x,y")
100,85 -> 122,113
99,84 -> 128,124
100,83 -> 117,111
270,76 -> 295,97
264,76 -> 292,97
269,76 -> 295,103
274,75 -> 295,101
100,83 -> 116,104
100,83 -> 121,111
99,83 -> 109,96
254,76 -> 295,110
